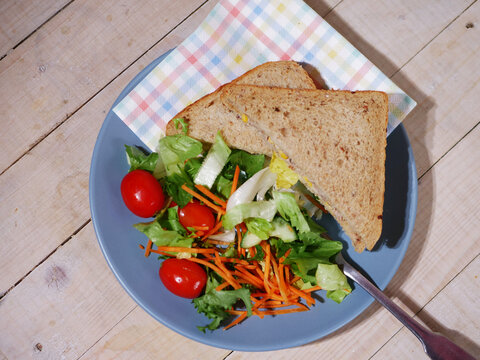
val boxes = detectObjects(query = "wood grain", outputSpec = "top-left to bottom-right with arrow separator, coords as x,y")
395,1 -> 480,176
0,0 -> 71,58
0,0 -> 205,174
79,306 -> 229,360
325,0 -> 474,77
219,94 -> 480,359
0,0 -> 479,359
0,224 -> 137,359
0,0 -> 215,296
372,255 -> 480,359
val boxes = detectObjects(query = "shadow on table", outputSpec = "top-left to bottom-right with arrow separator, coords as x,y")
302,0 -> 439,353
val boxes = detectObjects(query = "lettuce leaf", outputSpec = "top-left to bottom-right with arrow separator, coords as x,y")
124,145 -> 159,173
133,221 -> 193,248
244,217 -> 273,240
273,191 -> 310,233
193,272 -> 252,332
223,200 -> 277,230
194,132 -> 231,188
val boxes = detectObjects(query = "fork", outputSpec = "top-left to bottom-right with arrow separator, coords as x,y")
336,253 -> 476,360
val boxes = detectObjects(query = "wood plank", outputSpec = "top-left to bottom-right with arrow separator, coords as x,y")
0,0 -> 71,58
0,223 -> 137,359
371,255 -> 480,359
1,0 -> 478,358
325,0 -> 474,77
79,306 -> 229,360
0,0 -> 347,297
0,0 -> 215,296
222,105 -> 480,358
393,1 -> 480,176
0,0 -> 205,174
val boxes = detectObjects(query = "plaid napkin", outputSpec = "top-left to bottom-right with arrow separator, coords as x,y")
113,0 -> 416,151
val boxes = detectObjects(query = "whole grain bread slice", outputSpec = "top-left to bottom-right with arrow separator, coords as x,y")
221,85 -> 388,252
165,61 -> 316,155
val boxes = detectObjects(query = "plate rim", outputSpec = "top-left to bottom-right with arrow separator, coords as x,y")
89,50 -> 418,351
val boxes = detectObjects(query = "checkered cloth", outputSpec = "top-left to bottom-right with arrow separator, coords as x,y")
113,0 -> 416,151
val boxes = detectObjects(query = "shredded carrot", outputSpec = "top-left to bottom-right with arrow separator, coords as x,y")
262,242 -> 272,294
303,285 -> 322,293
187,257 -> 240,289
215,281 -> 231,291
236,225 -> 243,257
181,184 -> 226,214
194,184 -> 227,208
289,286 -> 315,307
223,312 -> 248,330
144,239 -> 153,257
233,269 -> 264,288
152,246 -> 217,254
139,244 -> 145,250
290,275 -> 301,284
191,225 -> 210,231
230,165 -> 241,196
201,220 -> 223,240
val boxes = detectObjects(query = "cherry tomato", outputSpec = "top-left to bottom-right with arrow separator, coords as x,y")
178,201 -> 215,231
159,258 -> 207,298
120,169 -> 165,218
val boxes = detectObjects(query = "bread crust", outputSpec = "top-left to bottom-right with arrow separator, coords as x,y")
165,61 -> 316,155
221,85 -> 388,252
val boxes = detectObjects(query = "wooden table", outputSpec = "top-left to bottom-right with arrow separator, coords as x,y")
1,0 -> 479,358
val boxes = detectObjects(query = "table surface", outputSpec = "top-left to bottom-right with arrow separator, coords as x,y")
1,0 -> 479,359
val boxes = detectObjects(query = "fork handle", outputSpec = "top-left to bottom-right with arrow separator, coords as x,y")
342,263 -> 475,360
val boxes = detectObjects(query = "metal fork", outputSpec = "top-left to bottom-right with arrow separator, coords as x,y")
336,253 -> 476,360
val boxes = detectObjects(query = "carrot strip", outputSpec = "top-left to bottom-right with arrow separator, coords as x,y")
144,240 -> 153,257
213,253 -> 242,290
152,246 -> 217,254
201,220 -> 223,240
262,242 -> 272,294
271,259 -> 288,303
236,225 -> 242,257
223,312 -> 248,330
290,275 -> 301,284
233,269 -> 263,288
230,165 -> 241,196
304,285 -> 322,293
215,281 -> 230,291
187,258 -> 240,289
195,184 -> 227,208
139,244 -> 145,250
181,184 -> 225,214
191,225 -> 210,231
289,286 -> 315,307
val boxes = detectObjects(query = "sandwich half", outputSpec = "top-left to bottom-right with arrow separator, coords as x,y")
165,61 -> 316,155
221,85 -> 388,252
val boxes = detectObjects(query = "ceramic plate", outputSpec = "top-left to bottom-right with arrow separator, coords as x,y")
89,51 -> 417,351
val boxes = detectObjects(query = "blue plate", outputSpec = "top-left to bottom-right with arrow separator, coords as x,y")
89,51 -> 417,351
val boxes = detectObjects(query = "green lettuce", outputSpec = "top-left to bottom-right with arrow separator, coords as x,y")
193,273 -> 252,332
273,191 -> 310,233
124,145 -> 159,173
316,263 -> 352,303
222,200 -> 277,230
244,217 -> 273,240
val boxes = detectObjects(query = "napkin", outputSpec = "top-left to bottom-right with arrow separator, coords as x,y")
113,0 -> 416,151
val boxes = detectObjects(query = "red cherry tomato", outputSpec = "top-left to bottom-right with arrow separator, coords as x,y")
178,201 -> 215,231
159,258 -> 207,298
120,169 -> 165,218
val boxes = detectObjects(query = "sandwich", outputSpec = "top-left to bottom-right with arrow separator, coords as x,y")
165,61 -> 316,155
220,85 -> 388,252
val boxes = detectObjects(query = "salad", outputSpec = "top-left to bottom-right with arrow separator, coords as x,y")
120,119 -> 351,331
